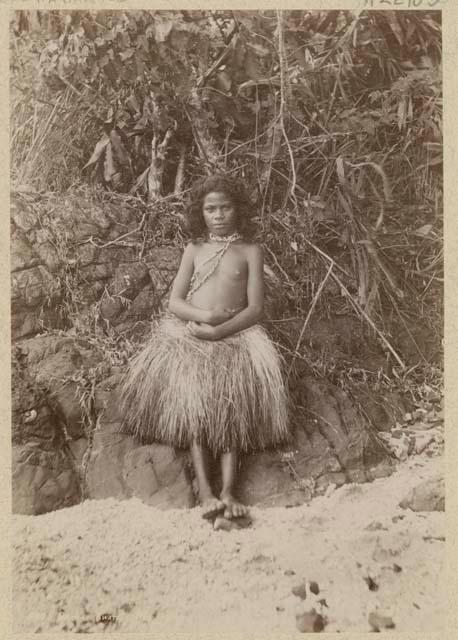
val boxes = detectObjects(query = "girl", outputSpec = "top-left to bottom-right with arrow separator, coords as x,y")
120,174 -> 289,521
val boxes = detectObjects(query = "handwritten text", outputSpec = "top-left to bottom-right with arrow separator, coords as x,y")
364,0 -> 442,8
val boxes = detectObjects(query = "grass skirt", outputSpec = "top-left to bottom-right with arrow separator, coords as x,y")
118,314 -> 289,454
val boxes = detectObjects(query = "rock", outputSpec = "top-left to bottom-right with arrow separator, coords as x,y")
365,521 -> 387,531
309,581 -> 320,595
414,433 -> 435,454
368,610 -> 395,631
410,421 -> 434,431
213,515 -> 252,531
315,473 -> 346,495
368,460 -> 394,480
22,335 -> 102,439
86,418 -> 194,509
12,348 -> 60,447
238,452 -> 310,507
324,483 -> 337,498
12,265 -> 62,310
295,609 -> 326,633
378,432 -> 411,461
292,582 -> 307,600
399,475 -> 445,512
68,438 -> 88,469
347,469 -> 367,484
363,575 -> 379,591
279,375 -> 393,500
11,230 -> 40,271
213,516 -> 234,532
12,444 -> 81,515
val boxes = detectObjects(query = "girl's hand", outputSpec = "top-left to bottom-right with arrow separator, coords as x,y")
206,308 -> 237,326
187,322 -> 219,341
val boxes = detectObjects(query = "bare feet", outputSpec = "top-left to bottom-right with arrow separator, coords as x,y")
220,492 -> 249,519
200,495 -> 225,520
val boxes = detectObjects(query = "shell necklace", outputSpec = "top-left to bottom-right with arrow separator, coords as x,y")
208,231 -> 242,243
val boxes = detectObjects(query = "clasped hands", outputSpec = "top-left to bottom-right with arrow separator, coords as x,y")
187,307 -> 237,340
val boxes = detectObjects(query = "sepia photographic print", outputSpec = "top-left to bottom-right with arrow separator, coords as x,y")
6,2 -> 453,636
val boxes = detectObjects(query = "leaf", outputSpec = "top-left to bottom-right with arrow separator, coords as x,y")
110,130 -> 130,168
119,48 -> 134,62
414,224 -> 433,237
386,12 -> 404,47
130,166 -> 149,194
103,143 -> 116,182
336,156 -> 345,184
216,70 -> 232,93
153,15 -> 174,43
245,41 -> 271,58
397,99 -> 406,131
82,136 -> 109,170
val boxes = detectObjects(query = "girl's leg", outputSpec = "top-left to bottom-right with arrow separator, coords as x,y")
190,439 -> 225,518
220,450 -> 249,518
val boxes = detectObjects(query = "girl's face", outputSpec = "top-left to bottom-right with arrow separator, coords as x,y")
202,191 -> 237,236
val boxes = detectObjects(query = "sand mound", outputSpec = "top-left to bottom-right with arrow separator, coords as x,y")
13,454 -> 445,634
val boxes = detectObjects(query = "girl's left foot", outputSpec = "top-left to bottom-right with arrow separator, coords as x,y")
220,492 -> 249,519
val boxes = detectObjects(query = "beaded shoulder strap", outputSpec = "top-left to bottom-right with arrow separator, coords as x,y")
185,233 -> 241,302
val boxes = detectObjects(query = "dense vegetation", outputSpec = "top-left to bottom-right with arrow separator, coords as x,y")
10,10 -> 443,394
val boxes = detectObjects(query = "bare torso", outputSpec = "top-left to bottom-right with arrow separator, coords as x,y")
188,241 -> 249,313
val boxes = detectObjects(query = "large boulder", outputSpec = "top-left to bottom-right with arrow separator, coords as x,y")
86,378 -> 194,509
238,375 -> 393,506
11,346 -> 82,515
19,335 -> 103,440
13,444 -> 81,515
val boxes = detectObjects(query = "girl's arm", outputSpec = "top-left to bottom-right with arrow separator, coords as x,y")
189,245 -> 264,340
168,244 -> 212,323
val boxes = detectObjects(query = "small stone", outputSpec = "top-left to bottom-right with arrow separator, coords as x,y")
364,576 -> 379,591
309,581 -> 320,595
415,434 -> 435,454
391,515 -> 405,524
404,412 -> 413,422
324,483 -> 337,498
296,609 -> 326,633
365,521 -> 387,531
292,582 -> 307,600
284,569 -> 296,576
213,515 -> 252,531
399,476 -> 444,512
213,516 -> 234,532
393,563 -> 403,573
368,610 -> 395,631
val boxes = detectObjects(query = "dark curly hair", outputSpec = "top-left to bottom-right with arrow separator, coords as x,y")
185,174 -> 257,241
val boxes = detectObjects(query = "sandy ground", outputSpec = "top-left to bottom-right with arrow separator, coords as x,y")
13,452 -> 445,635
